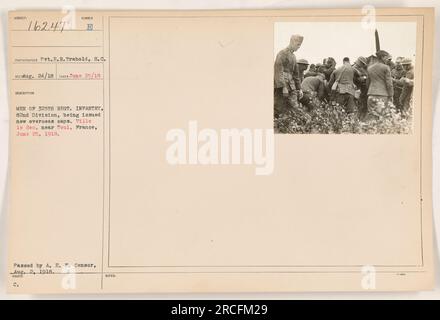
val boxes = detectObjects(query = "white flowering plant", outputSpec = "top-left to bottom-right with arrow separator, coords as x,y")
274,98 -> 412,134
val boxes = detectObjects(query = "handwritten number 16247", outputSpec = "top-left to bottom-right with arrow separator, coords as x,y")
27,20 -> 66,32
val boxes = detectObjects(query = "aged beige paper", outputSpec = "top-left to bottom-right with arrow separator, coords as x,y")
7,8 -> 434,293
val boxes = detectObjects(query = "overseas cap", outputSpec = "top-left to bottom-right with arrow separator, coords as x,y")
290,34 -> 304,45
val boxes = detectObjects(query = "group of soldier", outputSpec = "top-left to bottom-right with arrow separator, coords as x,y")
274,34 -> 414,121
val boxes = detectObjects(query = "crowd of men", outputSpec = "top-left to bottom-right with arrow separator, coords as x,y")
274,34 -> 414,121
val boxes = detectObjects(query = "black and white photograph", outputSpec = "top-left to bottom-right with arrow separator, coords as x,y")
273,22 -> 416,134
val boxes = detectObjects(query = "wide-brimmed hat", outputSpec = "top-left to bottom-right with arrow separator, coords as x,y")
400,58 -> 412,65
355,56 -> 368,66
297,59 -> 309,65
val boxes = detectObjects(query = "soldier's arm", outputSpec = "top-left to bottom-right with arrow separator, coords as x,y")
317,80 -> 325,99
393,78 -> 405,88
384,66 -> 394,97
353,70 -> 361,87
404,70 -> 414,87
366,71 -> 371,90
324,67 -> 333,79
274,52 -> 287,88
292,61 -> 301,90
328,70 -> 336,90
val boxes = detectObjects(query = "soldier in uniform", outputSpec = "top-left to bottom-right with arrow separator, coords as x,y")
321,57 -> 336,82
391,61 -> 406,79
300,73 -> 326,111
274,34 -> 304,118
366,50 -> 394,120
391,60 -> 406,110
328,57 -> 356,114
304,64 -> 317,78
398,58 -> 414,113
352,56 -> 369,119
297,59 -> 309,84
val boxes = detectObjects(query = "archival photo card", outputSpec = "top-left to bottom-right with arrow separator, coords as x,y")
274,21 -> 417,134
6,8 -> 434,293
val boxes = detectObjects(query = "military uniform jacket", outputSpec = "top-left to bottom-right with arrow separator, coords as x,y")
367,62 -> 394,97
274,47 -> 301,90
328,64 -> 356,96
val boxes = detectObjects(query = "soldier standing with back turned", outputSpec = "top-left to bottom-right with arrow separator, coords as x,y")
328,57 -> 356,114
366,50 -> 394,120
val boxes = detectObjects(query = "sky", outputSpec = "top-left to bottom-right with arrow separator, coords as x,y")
274,22 -> 417,66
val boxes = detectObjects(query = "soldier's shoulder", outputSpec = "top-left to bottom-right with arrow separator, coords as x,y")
335,66 -> 345,73
276,47 -> 288,57
375,62 -> 390,71
367,62 -> 379,71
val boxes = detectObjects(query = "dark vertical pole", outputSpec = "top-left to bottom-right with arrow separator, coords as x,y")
375,29 -> 380,53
